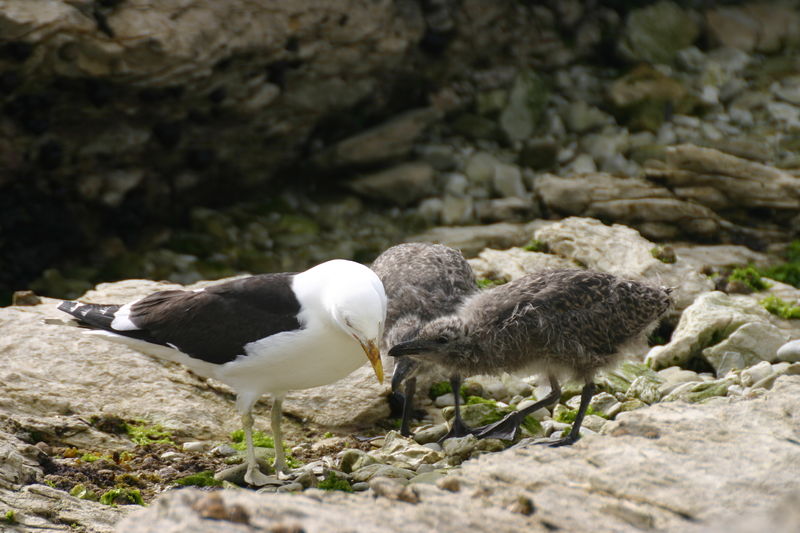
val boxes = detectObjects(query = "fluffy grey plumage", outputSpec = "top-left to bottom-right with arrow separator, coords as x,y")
372,243 -> 477,351
371,243 -> 477,435
390,268 -> 672,444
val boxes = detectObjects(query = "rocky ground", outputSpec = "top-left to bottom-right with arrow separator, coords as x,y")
2,217 -> 800,532
3,1 -> 800,531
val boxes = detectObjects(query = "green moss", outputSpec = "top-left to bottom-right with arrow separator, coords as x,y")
174,471 -> 223,488
99,488 -> 144,506
728,266 -> 771,291
761,295 -> 800,319
4,510 -> 15,524
465,395 -> 497,406
44,479 -> 57,488
125,420 -> 174,446
318,472 -> 353,492
477,278 -> 506,289
650,246 -> 676,264
523,239 -> 548,253
520,415 -> 543,436
69,484 -> 99,501
79,453 -> 110,463
230,429 -> 275,450
554,406 -> 605,423
760,241 -> 800,288
428,381 -> 453,400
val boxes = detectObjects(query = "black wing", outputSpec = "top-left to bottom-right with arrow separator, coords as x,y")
58,273 -> 302,365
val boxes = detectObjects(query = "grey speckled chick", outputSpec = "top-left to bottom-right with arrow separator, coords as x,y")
371,243 -> 478,438
390,269 -> 672,445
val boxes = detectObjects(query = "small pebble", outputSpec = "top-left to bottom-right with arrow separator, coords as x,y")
34,441 -> 52,455
212,444 -> 239,457
507,495 -> 536,515
777,339 -> 800,363
182,441 -> 211,453
434,393 -> 458,407
436,476 -> 461,492
422,442 -> 442,452
159,451 -> 181,461
351,482 -> 370,491
277,482 -> 304,493
416,464 -> 435,474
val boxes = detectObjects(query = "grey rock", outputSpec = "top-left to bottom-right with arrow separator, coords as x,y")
500,70 -> 547,142
619,1 -> 699,65
347,162 -> 436,206
475,197 -> 538,223
534,173 -> 722,241
646,291 -> 790,372
777,339 -> 800,363
409,221 -> 545,258
369,431 -> 443,469
440,195 -> 475,225
492,163 -> 527,198
564,101 -> 613,133
413,424 -> 449,445
441,435 -> 478,459
703,322 -> 789,377
563,154 -> 597,174
317,108 -> 440,168
434,393 -> 458,408
464,152 -> 500,185
661,377 -> 736,403
647,144 -> 800,211
339,449 -> 376,474
657,367 -> 703,396
350,464 -> 416,483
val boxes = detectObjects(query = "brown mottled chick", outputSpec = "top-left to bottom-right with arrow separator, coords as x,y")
389,269 -> 672,445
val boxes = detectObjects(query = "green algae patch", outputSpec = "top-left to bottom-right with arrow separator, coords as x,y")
477,278 -> 506,289
69,484 -> 99,501
79,452 -> 111,463
523,239 -> 549,253
174,470 -> 222,488
555,406 -> 606,423
650,245 -> 676,264
728,266 -> 771,291
761,240 -> 800,288
125,421 -> 175,446
100,488 -> 144,506
429,381 -> 452,400
761,295 -> 800,319
3,510 -> 16,524
230,429 -> 275,450
318,472 -> 353,492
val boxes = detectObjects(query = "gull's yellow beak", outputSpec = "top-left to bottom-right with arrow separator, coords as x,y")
359,338 -> 383,384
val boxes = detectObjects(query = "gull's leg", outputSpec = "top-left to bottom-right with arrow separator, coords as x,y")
475,374 -> 561,441
439,375 -> 475,443
242,410 -> 271,486
400,376 -> 417,437
271,394 -> 288,473
546,381 -> 595,447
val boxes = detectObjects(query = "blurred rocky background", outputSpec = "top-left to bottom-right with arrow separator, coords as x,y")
2,0 -> 799,305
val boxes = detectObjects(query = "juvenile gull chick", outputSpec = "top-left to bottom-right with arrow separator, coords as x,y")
58,259 -> 386,485
390,269 -> 671,445
371,243 -> 477,437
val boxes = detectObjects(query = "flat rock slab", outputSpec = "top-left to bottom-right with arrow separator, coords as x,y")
118,376 -> 800,532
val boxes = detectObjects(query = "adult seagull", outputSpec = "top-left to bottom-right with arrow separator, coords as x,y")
58,259 -> 386,486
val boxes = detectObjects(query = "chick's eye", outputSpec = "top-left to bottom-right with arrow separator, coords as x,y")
435,335 -> 449,344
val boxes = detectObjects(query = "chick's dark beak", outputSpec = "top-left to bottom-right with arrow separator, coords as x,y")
388,340 -> 430,358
